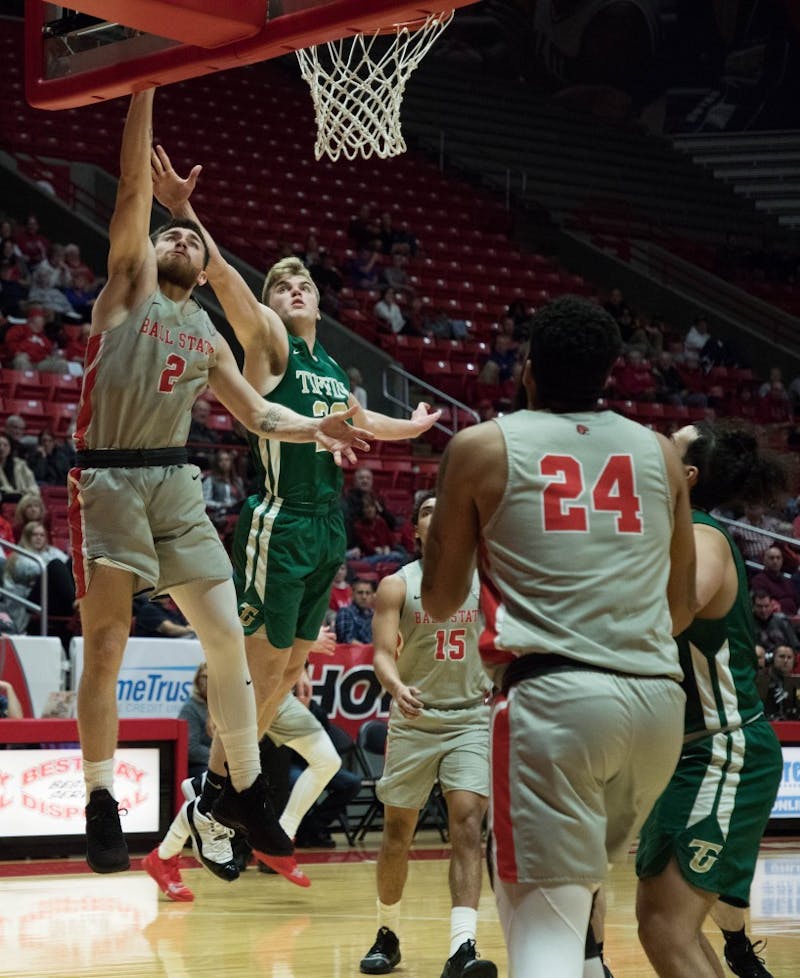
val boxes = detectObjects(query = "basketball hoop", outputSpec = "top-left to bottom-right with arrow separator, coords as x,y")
296,11 -> 454,162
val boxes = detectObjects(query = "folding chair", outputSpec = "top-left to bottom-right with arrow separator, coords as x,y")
353,718 -> 388,841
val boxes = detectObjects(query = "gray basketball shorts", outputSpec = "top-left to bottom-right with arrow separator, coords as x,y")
490,670 -> 685,885
266,693 -> 323,747
377,705 -> 491,811
68,463 -> 232,598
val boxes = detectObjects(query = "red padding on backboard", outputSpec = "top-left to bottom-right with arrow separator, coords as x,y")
62,1 -> 265,49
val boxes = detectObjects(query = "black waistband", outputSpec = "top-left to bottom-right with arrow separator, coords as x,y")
75,447 -> 189,469
501,652 -> 674,695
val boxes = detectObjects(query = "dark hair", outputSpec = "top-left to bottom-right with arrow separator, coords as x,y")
752,589 -> 772,602
682,420 -> 787,511
150,218 -> 210,267
527,296 -> 621,411
352,578 -> 376,592
412,489 -> 436,526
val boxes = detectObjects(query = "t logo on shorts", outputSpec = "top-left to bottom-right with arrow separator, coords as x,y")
688,838 -> 723,873
239,604 -> 259,627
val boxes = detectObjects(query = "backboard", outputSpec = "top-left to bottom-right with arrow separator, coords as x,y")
26,1 -> 478,110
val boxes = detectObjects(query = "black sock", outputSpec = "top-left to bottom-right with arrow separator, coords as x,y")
721,926 -> 748,949
597,940 -> 605,960
198,770 -> 225,815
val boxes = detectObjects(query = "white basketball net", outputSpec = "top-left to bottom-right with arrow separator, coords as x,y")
296,11 -> 454,162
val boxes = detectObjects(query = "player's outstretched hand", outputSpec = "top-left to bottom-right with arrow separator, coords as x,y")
408,402 -> 442,436
315,403 -> 373,466
151,144 -> 201,211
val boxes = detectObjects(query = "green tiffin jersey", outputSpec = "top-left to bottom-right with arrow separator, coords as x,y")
678,509 -> 765,739
247,333 -> 350,507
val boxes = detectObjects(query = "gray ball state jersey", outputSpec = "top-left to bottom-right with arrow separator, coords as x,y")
395,559 -> 491,711
74,289 -> 218,452
479,409 -> 681,681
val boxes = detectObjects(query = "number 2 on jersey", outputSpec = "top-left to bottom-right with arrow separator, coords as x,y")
158,354 -> 187,393
541,453 -> 643,533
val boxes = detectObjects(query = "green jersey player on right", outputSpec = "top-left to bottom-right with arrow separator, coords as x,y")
637,420 -> 787,978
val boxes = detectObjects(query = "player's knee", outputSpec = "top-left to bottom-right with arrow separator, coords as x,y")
81,623 -> 129,677
448,800 -> 485,848
382,817 -> 416,853
637,905 -> 676,957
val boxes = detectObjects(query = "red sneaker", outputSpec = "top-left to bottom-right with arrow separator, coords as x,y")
254,851 -> 311,888
143,848 -> 194,902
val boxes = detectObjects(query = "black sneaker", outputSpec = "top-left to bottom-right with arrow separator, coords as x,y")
231,830 -> 253,872
724,938 -> 773,978
440,939 -> 497,978
360,927 -> 401,974
212,773 -> 293,856
85,788 -> 130,874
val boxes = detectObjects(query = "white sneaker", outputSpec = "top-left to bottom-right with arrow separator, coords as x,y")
185,800 -> 239,883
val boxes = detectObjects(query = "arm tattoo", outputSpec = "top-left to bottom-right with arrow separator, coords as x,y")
259,405 -> 284,433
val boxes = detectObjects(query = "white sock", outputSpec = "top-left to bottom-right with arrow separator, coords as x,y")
83,758 -> 115,803
378,898 -> 402,936
583,959 -> 605,978
280,730 -> 341,838
158,804 -> 190,860
450,906 -> 478,957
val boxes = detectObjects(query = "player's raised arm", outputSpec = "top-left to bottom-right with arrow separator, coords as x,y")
207,334 -> 372,464
151,144 -> 288,361
348,397 -> 442,441
103,91 -> 158,296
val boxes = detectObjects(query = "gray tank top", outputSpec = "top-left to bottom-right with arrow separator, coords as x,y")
480,410 -> 681,680
75,289 -> 218,451
395,560 -> 490,710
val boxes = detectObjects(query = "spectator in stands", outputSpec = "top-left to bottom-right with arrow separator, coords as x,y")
202,448 -> 245,527
344,466 -> 397,532
63,242 -> 96,285
628,313 -> 664,360
652,351 -> 687,405
0,678 -> 23,719
14,214 -> 49,268
756,381 -> 793,426
752,590 -> 800,656
478,332 -> 521,386
347,366 -> 368,410
602,286 -> 630,324
36,243 -> 72,290
759,366 -> 784,398
506,299 -> 532,341
683,314 -> 711,359
382,252 -> 415,300
351,494 -> 406,566
27,429 -> 72,487
750,546 -> 799,616
728,384 -> 759,422
135,593 -> 196,639
348,204 -> 381,250
0,434 -> 38,501
62,271 -> 100,322
5,415 -> 36,456
63,322 -> 90,367
28,262 -> 81,321
12,493 -> 47,542
178,662 -> 212,779
327,562 -> 353,625
5,306 -> 56,370
187,398 -> 219,467
732,504 -> 793,564
345,246 -> 382,290
757,645 -> 799,720
3,520 -> 74,637
335,578 -> 375,645
378,212 -> 417,257
675,351 -> 708,408
296,232 -> 323,270
427,307 -> 462,340
610,348 -> 657,401
309,251 -> 343,318
0,237 -> 30,317
373,286 -> 405,335
401,296 -> 430,338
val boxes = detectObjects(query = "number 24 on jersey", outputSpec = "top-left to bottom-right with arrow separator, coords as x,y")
540,453 -> 643,533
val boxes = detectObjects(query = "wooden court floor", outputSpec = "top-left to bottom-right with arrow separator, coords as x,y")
1,835 -> 798,978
